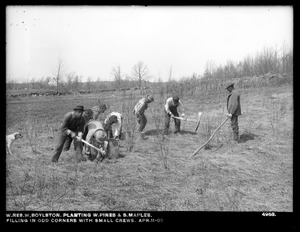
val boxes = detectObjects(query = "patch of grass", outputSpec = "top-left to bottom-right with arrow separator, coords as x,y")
6,83 -> 293,211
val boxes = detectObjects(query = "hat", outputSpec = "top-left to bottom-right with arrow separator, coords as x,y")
94,130 -> 107,142
147,95 -> 154,102
225,82 -> 234,89
173,95 -> 179,102
73,105 -> 85,111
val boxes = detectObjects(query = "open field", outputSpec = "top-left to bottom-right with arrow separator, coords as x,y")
6,82 -> 293,211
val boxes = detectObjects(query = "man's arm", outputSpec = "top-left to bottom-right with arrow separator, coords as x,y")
60,112 -> 72,135
78,117 -> 85,133
165,98 -> 172,115
228,93 -> 239,114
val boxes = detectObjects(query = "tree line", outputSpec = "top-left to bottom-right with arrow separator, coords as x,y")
7,60 -> 152,93
7,44 -> 293,93
201,44 -> 292,80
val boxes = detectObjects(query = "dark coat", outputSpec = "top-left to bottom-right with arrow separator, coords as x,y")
227,90 -> 242,116
60,112 -> 85,134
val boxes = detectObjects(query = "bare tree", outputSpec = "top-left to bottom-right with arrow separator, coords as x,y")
86,76 -> 92,91
168,65 -> 172,82
66,72 -> 76,90
30,77 -> 35,89
111,65 -> 124,89
241,56 -> 255,77
95,76 -> 102,90
73,75 -> 81,91
6,78 -> 17,90
203,60 -> 216,79
53,57 -> 64,93
132,61 -> 151,89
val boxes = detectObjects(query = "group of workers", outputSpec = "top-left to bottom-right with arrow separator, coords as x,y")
51,82 -> 241,163
51,103 -> 123,163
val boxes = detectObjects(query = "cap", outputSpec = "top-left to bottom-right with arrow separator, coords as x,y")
94,130 -> 107,142
147,95 -> 154,102
225,82 -> 234,89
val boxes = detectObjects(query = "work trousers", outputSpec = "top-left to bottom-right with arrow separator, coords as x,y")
231,115 -> 239,141
136,114 -> 147,132
164,110 -> 180,135
51,131 -> 82,162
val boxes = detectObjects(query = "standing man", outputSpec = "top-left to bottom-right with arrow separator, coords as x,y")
133,95 -> 154,138
103,112 -> 123,139
225,82 -> 242,142
51,105 -> 86,163
164,95 -> 185,135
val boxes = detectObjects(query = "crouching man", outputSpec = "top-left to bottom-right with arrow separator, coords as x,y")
51,105 -> 86,163
82,120 -> 109,162
133,95 -> 154,139
103,112 -> 123,139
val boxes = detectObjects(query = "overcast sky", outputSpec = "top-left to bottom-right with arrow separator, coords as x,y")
6,6 -> 293,83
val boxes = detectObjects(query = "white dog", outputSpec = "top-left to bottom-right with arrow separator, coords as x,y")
6,132 -> 23,155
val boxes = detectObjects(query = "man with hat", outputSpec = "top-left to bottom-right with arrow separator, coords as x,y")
225,82 -> 242,142
133,95 -> 154,139
51,105 -> 86,162
164,95 -> 185,135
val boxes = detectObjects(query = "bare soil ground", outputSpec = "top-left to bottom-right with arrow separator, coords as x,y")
6,84 -> 293,211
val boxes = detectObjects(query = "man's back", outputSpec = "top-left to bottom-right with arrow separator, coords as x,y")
227,90 -> 241,116
87,120 -> 105,131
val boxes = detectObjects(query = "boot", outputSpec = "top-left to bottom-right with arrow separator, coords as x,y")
234,132 -> 240,143
51,156 -> 59,163
51,153 -> 60,163
138,132 -> 145,140
174,130 -> 181,135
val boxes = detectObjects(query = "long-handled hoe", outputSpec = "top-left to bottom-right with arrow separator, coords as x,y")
78,137 -> 108,162
190,116 -> 229,158
172,112 -> 202,132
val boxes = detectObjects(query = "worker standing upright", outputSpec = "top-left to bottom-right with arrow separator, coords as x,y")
225,82 -> 242,142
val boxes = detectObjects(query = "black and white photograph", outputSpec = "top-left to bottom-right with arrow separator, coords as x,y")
5,5 -> 293,225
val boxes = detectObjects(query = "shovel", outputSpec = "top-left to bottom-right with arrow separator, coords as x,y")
172,112 -> 202,132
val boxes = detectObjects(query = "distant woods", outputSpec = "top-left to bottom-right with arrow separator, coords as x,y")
202,44 -> 293,80
7,44 -> 293,93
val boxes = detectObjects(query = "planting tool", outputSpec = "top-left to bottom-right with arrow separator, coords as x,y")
190,116 -> 229,158
172,112 -> 202,132
78,137 -> 103,153
77,137 -> 108,162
